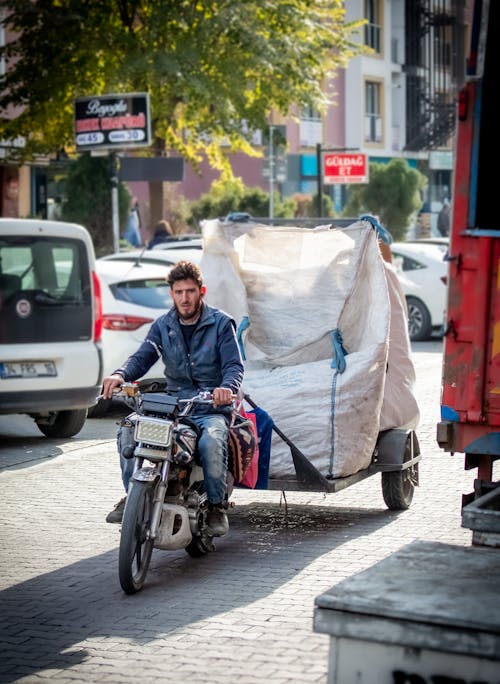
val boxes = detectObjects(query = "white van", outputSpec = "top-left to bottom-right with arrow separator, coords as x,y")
0,219 -> 103,437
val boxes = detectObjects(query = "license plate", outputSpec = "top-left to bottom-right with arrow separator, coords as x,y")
0,361 -> 57,379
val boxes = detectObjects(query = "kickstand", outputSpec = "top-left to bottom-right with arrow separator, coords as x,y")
279,489 -> 288,525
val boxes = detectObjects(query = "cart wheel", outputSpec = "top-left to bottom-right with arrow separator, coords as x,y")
381,466 -> 417,510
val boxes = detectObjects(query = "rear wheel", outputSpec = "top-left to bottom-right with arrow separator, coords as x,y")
185,535 -> 215,557
382,466 -> 416,510
185,508 -> 215,557
119,482 -> 155,594
35,409 -> 87,438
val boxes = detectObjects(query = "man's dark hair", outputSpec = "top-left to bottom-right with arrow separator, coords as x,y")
167,260 -> 203,289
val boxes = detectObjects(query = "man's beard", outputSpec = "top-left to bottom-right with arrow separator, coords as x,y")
176,297 -> 203,324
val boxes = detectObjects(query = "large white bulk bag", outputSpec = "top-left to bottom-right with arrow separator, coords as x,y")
201,219 -> 419,481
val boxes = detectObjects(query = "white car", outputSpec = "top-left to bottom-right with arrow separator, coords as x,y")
100,239 -> 202,269
91,259 -> 176,415
406,236 -> 449,253
390,241 -> 448,341
151,234 -> 202,250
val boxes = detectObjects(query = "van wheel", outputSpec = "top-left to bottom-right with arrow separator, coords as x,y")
36,409 -> 87,438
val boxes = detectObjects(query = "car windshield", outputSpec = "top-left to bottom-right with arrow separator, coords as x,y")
110,278 -> 171,309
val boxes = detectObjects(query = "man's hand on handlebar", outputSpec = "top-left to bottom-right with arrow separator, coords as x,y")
212,387 -> 234,407
101,374 -> 124,400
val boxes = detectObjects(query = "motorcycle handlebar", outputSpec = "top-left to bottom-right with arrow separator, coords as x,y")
94,387 -> 237,404
179,391 -> 237,407
179,391 -> 214,405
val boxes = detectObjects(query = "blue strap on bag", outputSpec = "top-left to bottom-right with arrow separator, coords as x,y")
236,316 -> 250,361
331,328 -> 348,373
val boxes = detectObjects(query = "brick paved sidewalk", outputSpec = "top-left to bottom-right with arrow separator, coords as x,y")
0,341 -> 480,684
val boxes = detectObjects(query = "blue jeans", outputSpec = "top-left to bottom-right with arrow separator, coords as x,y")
118,421 -> 136,492
118,413 -> 229,504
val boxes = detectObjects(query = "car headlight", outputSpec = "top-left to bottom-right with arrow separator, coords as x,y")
135,416 -> 173,447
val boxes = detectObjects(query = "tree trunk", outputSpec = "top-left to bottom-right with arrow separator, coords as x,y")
148,135 -> 167,233
148,180 -> 164,228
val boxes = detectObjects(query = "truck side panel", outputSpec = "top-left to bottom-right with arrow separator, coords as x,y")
438,1 -> 500,482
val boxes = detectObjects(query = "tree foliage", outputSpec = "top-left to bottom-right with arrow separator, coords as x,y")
188,177 -> 296,228
61,155 -> 130,255
0,0 -> 364,173
342,159 -> 427,240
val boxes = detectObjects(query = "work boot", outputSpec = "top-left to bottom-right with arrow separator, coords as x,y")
206,504 -> 229,537
106,496 -> 126,524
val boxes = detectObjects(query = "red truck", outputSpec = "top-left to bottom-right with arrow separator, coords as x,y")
437,0 -> 500,545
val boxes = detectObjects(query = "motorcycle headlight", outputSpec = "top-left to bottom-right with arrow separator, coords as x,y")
135,416 -> 173,447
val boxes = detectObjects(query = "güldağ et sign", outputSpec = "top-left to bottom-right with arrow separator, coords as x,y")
323,152 -> 368,184
74,93 -> 151,150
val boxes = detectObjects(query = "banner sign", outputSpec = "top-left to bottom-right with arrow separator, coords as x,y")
74,93 -> 151,150
119,157 -> 184,182
323,153 -> 368,184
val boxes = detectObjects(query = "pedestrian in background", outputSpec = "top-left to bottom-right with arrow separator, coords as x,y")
437,199 -> 451,237
123,197 -> 143,247
147,219 -> 174,249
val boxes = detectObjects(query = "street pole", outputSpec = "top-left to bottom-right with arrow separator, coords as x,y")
110,152 -> 120,253
316,143 -> 323,218
269,125 -> 274,221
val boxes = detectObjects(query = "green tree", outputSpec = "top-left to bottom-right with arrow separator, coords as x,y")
188,177 -> 296,228
0,0 -> 364,225
293,193 -> 335,218
61,155 -> 130,255
342,159 -> 427,240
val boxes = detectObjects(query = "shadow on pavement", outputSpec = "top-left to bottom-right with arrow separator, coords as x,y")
0,501 -> 397,682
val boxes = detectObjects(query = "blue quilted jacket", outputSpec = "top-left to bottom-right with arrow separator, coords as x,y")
115,303 -> 244,412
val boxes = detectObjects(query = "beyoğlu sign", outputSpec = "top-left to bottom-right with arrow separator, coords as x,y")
323,153 -> 368,184
74,93 -> 151,150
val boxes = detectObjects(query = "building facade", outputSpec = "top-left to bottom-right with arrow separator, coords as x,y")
173,0 -> 465,229
1,1 -> 468,231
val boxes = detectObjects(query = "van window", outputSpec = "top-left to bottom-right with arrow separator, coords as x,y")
0,235 -> 92,344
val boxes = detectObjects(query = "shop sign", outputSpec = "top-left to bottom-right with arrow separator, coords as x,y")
324,153 -> 368,184
74,93 -> 151,150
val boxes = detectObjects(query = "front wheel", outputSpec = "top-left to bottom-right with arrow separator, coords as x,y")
119,482 -> 155,594
381,466 -> 417,510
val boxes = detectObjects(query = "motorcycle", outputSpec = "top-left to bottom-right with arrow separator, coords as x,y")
113,383 -> 240,594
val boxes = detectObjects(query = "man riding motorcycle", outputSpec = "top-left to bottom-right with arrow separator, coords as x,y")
101,260 -> 245,536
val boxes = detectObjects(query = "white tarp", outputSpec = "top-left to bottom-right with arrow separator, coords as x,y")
201,219 -> 419,481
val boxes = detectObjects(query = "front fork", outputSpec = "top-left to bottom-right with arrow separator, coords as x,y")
150,460 -> 170,540
132,455 -> 171,541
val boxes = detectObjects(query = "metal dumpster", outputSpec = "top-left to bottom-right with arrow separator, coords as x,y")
313,540 -> 500,683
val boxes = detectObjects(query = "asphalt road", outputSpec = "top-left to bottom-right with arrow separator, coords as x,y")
0,339 -> 492,684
